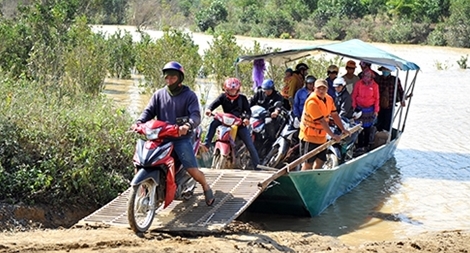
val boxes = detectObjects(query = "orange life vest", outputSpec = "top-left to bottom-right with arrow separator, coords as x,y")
299,93 -> 336,144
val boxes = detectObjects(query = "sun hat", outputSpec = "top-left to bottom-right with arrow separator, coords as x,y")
346,60 -> 356,68
378,65 -> 396,71
314,79 -> 328,89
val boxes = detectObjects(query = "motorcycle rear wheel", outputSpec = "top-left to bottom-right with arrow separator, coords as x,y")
127,181 -> 159,233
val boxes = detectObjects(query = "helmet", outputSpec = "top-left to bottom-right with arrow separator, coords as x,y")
305,75 -> 316,84
224,77 -> 241,100
333,77 -> 346,87
162,61 -> 185,81
295,63 -> 309,71
261,79 -> 275,90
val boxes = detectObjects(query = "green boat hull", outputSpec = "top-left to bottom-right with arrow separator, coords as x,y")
248,132 -> 401,217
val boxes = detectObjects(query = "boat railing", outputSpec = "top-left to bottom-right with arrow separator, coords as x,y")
257,123 -> 363,190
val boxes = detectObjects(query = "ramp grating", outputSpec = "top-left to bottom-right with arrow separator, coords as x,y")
76,168 -> 272,232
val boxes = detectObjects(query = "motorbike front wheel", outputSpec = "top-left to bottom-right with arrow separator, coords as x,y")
127,181 -> 159,233
212,153 -> 229,169
322,152 -> 339,170
262,145 -> 283,168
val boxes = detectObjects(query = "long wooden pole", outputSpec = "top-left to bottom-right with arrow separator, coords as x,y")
257,124 -> 363,189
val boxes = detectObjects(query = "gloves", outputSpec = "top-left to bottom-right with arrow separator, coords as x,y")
293,117 -> 300,128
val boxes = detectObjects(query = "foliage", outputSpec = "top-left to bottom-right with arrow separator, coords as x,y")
104,29 -> 136,79
203,31 -> 243,89
386,0 -> 450,23
0,76 -> 134,206
0,19 -> 32,78
427,23 -> 447,46
444,0 -> 470,48
195,0 -> 228,32
134,28 -> 202,90
63,17 -> 109,96
314,0 -> 366,27
457,55 -> 468,69
321,16 -> 345,40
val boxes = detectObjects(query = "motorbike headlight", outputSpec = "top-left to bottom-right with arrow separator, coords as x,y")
222,116 -> 236,125
145,127 -> 162,140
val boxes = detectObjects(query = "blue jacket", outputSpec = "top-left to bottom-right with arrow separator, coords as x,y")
326,77 -> 336,99
293,87 -> 311,118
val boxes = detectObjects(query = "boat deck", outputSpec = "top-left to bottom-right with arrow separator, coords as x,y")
76,168 -> 273,233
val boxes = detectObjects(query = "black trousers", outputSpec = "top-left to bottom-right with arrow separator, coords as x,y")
377,108 -> 393,132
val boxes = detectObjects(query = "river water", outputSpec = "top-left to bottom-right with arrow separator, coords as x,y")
97,26 -> 470,245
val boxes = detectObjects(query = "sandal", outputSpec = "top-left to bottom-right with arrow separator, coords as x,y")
204,188 -> 215,206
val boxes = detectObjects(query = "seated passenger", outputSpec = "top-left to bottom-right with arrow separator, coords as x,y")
250,79 -> 285,140
333,77 -> 354,119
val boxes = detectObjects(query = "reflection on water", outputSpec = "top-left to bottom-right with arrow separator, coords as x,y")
103,77 -> 151,118
102,36 -> 470,244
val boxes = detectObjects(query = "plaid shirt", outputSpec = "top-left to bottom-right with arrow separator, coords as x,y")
376,75 -> 404,109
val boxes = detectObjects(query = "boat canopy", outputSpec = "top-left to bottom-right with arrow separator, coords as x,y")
236,39 -> 420,71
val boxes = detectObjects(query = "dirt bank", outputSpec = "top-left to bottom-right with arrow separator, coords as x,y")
0,223 -> 469,252
1,203 -> 468,252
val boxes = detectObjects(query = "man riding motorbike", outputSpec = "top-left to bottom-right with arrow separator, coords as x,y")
202,78 -> 260,170
132,61 -> 214,206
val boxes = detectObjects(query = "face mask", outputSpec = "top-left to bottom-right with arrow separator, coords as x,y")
382,71 -> 391,77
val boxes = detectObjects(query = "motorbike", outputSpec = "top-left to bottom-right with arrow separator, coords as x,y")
261,111 -> 300,169
240,102 -> 289,170
127,118 -> 201,233
322,117 -> 361,169
210,112 -> 244,170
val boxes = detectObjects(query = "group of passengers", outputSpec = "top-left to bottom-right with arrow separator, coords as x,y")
280,60 -> 407,169
199,60 -> 407,171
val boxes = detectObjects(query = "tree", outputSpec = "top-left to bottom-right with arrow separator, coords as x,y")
445,0 -> 470,48
195,0 -> 228,32
203,31 -> 243,87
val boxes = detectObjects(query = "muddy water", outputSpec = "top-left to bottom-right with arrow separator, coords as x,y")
98,26 -> 470,245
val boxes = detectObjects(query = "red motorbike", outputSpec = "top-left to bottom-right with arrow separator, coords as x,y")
127,118 -> 201,233
210,112 -> 244,170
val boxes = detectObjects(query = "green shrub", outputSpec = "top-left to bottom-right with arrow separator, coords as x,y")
0,77 -> 134,206
457,55 -> 468,69
293,19 -> 320,40
427,24 -> 447,46
321,16 -> 345,40
105,29 -> 136,79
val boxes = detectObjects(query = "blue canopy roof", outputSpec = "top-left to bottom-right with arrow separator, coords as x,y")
236,39 -> 420,71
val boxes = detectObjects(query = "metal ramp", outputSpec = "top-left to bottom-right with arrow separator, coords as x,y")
76,168 -> 273,232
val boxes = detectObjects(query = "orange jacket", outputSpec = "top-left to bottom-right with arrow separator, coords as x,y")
282,73 -> 303,100
299,93 -> 336,144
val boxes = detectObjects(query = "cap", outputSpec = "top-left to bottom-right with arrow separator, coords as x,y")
346,60 -> 356,68
378,65 -> 396,71
333,77 -> 346,87
327,65 -> 339,72
314,79 -> 328,89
